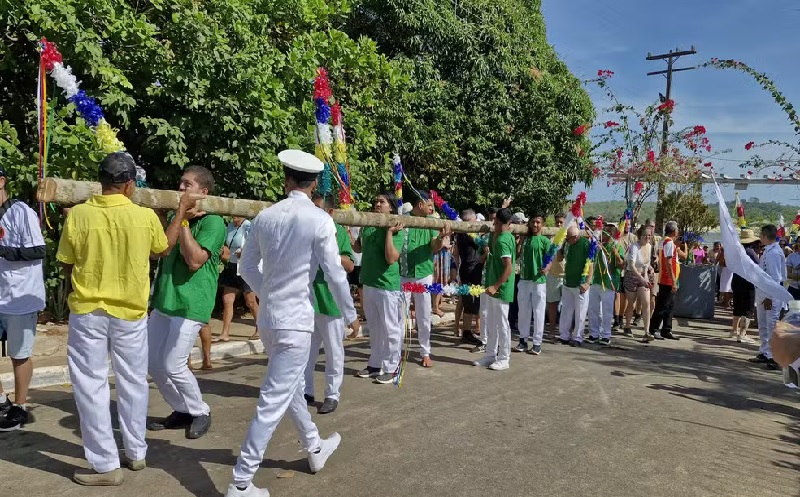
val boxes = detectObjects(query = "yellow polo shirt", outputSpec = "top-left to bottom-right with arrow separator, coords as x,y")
56,194 -> 168,321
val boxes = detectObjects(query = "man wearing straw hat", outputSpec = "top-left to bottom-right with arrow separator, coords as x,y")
226,150 -> 357,497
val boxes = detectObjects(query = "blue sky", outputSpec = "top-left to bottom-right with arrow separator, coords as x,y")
542,0 -> 800,206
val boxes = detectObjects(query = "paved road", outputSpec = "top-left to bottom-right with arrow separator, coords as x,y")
1,316 -> 798,497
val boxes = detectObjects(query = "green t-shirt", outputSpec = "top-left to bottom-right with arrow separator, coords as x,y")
485,231 -> 516,303
400,227 -> 437,278
152,214 -> 226,323
359,226 -> 404,291
563,236 -> 590,288
313,224 -> 354,317
520,235 -> 552,283
592,242 -> 624,290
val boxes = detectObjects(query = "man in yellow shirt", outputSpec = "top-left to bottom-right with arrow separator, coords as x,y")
56,153 -> 190,486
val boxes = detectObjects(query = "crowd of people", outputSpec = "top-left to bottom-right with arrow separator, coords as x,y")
0,151 -> 798,497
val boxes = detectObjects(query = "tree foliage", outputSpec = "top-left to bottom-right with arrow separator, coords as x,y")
347,0 -> 595,214
656,190 -> 718,237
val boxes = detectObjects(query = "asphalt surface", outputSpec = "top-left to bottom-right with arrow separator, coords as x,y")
1,315 -> 798,497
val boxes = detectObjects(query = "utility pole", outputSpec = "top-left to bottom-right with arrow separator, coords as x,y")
646,46 -> 697,234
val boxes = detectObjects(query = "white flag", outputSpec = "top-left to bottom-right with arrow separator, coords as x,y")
714,180 -> 792,302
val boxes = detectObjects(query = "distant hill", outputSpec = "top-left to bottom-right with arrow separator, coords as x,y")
582,199 -> 799,226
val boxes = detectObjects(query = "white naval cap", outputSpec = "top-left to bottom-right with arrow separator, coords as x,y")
277,149 -> 324,173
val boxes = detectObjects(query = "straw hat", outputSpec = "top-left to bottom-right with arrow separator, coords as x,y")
739,229 -> 758,244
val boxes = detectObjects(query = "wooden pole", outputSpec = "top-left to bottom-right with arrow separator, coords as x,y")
37,178 -> 548,235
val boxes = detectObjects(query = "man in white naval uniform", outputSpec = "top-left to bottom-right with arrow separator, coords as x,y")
225,150 -> 358,497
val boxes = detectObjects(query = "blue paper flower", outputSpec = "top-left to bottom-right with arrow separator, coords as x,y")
315,97 -> 330,124
68,90 -> 104,127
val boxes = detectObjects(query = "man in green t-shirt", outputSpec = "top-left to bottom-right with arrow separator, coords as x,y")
304,195 -> 360,414
557,224 -> 593,346
400,190 -> 452,368
473,208 -> 515,371
515,213 -> 552,355
587,224 -> 625,346
148,166 -> 226,440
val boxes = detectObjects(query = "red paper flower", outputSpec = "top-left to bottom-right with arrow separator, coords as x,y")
603,121 -> 619,129
633,181 -> 643,195
39,37 -> 63,72
429,190 -> 445,209
573,125 -> 588,136
647,150 -> 655,163
745,141 -> 755,150
592,167 -> 600,177
656,99 -> 675,113
704,162 -> 712,168
313,68 -> 332,101
692,125 -> 706,135
596,69 -> 615,79
331,101 -> 342,126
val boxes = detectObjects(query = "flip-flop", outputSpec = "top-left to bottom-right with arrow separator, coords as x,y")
211,337 -> 229,343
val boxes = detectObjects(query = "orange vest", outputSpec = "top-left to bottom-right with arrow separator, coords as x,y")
658,237 -> 680,286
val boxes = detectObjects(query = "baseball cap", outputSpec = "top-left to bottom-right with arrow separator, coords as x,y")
99,152 -> 137,183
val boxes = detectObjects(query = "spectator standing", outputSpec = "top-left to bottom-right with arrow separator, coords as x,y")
0,166 -> 47,431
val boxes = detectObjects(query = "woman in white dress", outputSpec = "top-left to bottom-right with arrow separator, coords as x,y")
623,225 -> 654,341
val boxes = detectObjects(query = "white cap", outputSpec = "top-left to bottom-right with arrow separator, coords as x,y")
476,213 -> 485,221
277,149 -> 323,173
401,202 -> 413,215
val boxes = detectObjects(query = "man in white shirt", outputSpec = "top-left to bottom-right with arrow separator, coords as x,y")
750,224 -> 786,370
225,150 -> 358,497
0,167 -> 46,431
785,241 -> 800,301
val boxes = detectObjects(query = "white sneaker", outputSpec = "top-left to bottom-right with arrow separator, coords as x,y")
308,433 -> 341,473
738,335 -> 756,344
488,360 -> 510,371
225,483 -> 270,497
472,355 -> 496,368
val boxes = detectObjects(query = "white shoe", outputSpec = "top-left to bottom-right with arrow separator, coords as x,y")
225,483 -> 270,497
488,360 -> 510,371
738,335 -> 756,344
472,355 -> 496,368
308,433 -> 341,473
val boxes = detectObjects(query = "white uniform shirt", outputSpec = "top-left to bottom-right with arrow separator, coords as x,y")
239,190 -> 356,332
757,242 -> 787,302
0,202 -> 46,314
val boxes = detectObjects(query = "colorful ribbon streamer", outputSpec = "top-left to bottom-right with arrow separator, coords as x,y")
331,102 -> 353,209
429,190 -> 458,221
542,192 -> 587,267
393,153 -> 403,213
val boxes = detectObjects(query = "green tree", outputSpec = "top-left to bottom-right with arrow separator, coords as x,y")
347,0 -> 595,214
656,190 -> 718,238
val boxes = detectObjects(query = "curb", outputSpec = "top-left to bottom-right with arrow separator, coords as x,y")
0,311 -> 456,393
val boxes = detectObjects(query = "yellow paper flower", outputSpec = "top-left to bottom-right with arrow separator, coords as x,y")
553,227 -> 567,246
95,119 -> 125,153
469,285 -> 484,297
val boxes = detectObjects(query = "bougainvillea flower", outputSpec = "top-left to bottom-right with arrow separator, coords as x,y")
693,125 -> 706,134
656,99 -> 675,112
647,150 -> 655,163
745,141 -> 755,150
573,125 -> 588,136
603,121 -> 620,128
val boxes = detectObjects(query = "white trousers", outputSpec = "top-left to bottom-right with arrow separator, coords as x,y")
304,314 -> 345,401
147,310 -> 209,416
479,293 -> 489,345
588,286 -> 615,339
559,286 -> 590,342
363,286 -> 404,374
518,280 -> 547,345
757,300 -> 782,359
402,275 -> 433,357
67,310 -> 149,473
232,329 -> 321,487
483,296 -> 510,362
